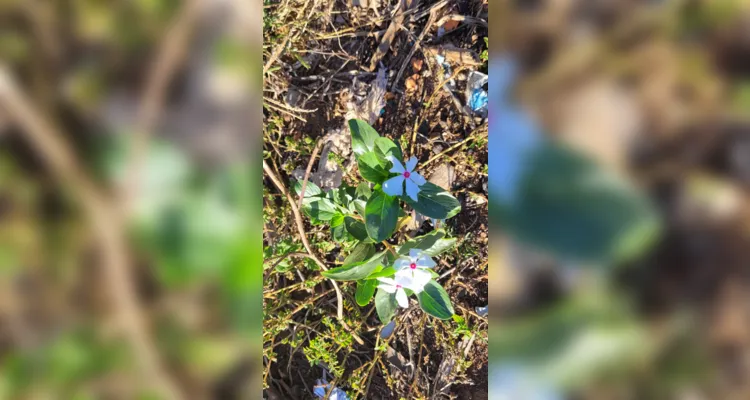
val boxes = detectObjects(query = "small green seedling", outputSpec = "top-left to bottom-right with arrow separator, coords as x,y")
293,119 -> 462,323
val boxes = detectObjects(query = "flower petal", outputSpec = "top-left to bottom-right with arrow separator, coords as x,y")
395,289 -> 409,308
416,255 -> 436,268
405,178 -> 420,201
408,171 -> 426,186
412,269 -> 432,292
377,277 -> 396,285
393,271 -> 414,287
405,156 -> 418,172
394,258 -> 411,271
409,249 -> 422,259
382,175 -> 405,197
378,283 -> 397,293
388,156 -> 405,174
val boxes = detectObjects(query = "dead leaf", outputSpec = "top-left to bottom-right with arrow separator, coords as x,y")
442,19 -> 460,32
411,58 -> 423,72
405,74 -> 419,92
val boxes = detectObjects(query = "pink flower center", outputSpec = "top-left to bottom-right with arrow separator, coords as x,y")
403,171 -> 411,178
410,263 -> 417,270
396,284 -> 401,289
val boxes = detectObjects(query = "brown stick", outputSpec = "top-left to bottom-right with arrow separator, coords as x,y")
0,67 -> 182,400
392,9 -> 438,94
263,160 -> 365,344
368,0 -> 418,71
263,159 -> 365,345
420,126 -> 485,170
263,26 -> 294,75
263,161 -> 344,310
297,138 -> 324,210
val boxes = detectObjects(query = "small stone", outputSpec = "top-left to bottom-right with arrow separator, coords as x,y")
429,163 -> 456,191
386,345 -> 410,373
470,192 -> 488,205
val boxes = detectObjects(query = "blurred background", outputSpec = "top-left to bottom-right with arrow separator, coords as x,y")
0,1 -> 263,399
11,0 -> 750,398
489,0 -> 750,399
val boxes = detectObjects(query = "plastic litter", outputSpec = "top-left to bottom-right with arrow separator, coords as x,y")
435,55 -> 487,119
475,305 -> 488,317
437,26 -> 446,38
380,320 -> 396,339
435,55 -> 458,92
346,66 -> 387,124
312,369 -> 350,399
465,71 -> 488,118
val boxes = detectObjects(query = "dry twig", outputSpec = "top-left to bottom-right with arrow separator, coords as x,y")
263,159 -> 364,345
297,138 -> 324,210
392,9 -> 438,93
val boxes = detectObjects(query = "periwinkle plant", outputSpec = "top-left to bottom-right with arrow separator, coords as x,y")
293,119 -> 461,323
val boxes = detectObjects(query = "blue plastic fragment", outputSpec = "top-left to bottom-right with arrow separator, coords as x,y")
475,305 -> 488,317
313,369 -> 350,399
465,71 -> 489,117
469,88 -> 488,112
380,320 -> 396,339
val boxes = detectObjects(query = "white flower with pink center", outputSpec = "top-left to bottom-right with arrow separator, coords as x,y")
393,249 -> 434,292
377,275 -> 415,308
383,156 -> 426,201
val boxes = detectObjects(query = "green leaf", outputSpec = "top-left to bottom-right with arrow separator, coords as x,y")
365,191 -> 399,242
385,251 -> 397,266
497,141 -> 661,263
300,195 -> 338,220
366,266 -> 396,279
417,280 -> 454,319
331,223 -> 347,242
403,182 -> 461,220
344,242 -> 375,265
356,279 -> 378,306
331,186 -> 354,208
356,182 -> 372,199
353,199 -> 366,216
322,251 -> 386,281
374,137 -> 403,161
349,119 -> 380,156
375,288 -> 398,324
488,292 -> 650,389
357,151 -> 390,183
397,230 -> 456,257
331,212 -> 345,227
344,216 -> 372,243
293,180 -> 323,198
